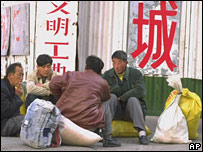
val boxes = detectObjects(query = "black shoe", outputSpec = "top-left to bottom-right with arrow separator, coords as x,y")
94,128 -> 103,138
94,128 -> 103,143
103,138 -> 121,147
139,136 -> 149,145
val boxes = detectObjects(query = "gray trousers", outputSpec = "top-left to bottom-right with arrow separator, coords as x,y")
1,115 -> 24,137
102,94 -> 145,138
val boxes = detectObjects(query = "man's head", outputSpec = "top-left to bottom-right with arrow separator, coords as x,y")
6,62 -> 24,87
85,55 -> 104,75
111,50 -> 128,74
36,54 -> 53,77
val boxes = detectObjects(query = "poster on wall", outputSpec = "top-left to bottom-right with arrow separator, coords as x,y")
35,1 -> 78,75
128,1 -> 182,75
1,7 -> 10,56
10,3 -> 30,55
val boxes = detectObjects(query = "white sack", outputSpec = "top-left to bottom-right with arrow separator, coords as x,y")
58,115 -> 102,146
151,75 -> 191,144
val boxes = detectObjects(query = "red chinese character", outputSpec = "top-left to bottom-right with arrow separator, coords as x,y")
53,63 -> 66,74
47,2 -> 70,15
45,42 -> 69,60
47,17 -> 69,36
131,1 -> 178,71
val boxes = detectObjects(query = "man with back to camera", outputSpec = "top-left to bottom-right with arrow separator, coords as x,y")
1,62 -> 25,136
103,50 -> 149,145
49,55 -> 121,147
25,54 -> 58,108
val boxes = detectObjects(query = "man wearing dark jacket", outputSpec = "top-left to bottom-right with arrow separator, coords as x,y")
103,50 -> 149,145
1,62 -> 24,136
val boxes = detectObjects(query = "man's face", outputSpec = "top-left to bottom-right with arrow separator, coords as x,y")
112,58 -> 128,74
37,63 -> 52,77
8,66 -> 24,86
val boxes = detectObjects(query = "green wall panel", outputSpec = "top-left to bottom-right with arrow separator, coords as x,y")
144,76 -> 202,116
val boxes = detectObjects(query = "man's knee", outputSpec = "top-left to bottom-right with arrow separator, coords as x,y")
26,94 -> 38,108
127,97 -> 141,107
26,94 -> 38,100
1,115 -> 24,137
127,97 -> 144,118
111,94 -> 117,100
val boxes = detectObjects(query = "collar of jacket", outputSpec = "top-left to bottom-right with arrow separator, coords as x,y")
109,67 -> 129,80
36,69 -> 53,81
3,76 -> 15,94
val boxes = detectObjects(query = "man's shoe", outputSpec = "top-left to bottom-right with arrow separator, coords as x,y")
103,138 -> 121,147
94,128 -> 103,143
94,128 -> 103,138
139,136 -> 149,145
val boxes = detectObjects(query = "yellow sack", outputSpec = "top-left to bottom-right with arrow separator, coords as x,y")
165,88 -> 202,140
20,91 -> 26,115
112,120 -> 151,137
20,82 -> 27,115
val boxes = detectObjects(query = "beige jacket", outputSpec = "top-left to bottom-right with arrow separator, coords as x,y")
26,69 -> 58,96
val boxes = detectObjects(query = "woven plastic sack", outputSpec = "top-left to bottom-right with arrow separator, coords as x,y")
112,120 -> 151,137
151,75 -> 191,143
165,88 -> 202,140
20,99 -> 61,148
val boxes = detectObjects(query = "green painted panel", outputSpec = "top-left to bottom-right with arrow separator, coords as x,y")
144,76 -> 202,116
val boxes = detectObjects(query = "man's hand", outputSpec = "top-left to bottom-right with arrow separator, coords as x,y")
36,83 -> 44,87
15,83 -> 23,97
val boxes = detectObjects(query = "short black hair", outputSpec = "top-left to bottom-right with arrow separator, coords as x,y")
37,54 -> 53,66
6,62 -> 22,77
111,50 -> 127,61
86,55 -> 104,75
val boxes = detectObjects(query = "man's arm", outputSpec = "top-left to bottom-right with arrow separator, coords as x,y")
49,74 -> 66,100
120,71 -> 146,102
100,80 -> 111,102
26,80 -> 50,96
26,73 -> 50,96
1,89 -> 23,118
41,71 -> 58,90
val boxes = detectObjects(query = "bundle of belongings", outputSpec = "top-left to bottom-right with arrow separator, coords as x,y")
151,75 -> 202,143
20,99 -> 102,149
112,120 -> 151,137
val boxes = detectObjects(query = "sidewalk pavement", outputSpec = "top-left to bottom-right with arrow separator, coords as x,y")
1,116 -> 202,151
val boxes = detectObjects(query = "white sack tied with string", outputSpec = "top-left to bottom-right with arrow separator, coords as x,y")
151,75 -> 191,143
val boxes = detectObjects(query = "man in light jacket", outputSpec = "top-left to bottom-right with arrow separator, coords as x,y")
25,54 -> 58,108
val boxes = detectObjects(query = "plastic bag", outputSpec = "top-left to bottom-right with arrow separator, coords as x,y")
58,115 -> 102,146
165,88 -> 202,139
151,75 -> 191,143
19,82 -> 27,115
112,120 -> 151,137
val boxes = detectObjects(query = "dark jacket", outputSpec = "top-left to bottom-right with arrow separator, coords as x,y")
49,70 -> 111,129
102,67 -> 147,117
1,77 -> 23,131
